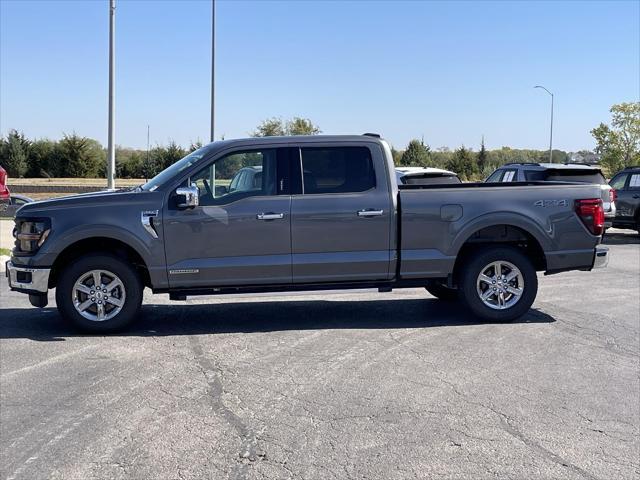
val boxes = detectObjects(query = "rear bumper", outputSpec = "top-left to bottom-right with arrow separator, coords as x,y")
604,211 -> 615,228
6,261 -> 50,293
545,246 -> 609,274
592,246 -> 609,269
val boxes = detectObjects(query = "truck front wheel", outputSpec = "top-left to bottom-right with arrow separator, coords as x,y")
458,246 -> 537,322
56,254 -> 143,333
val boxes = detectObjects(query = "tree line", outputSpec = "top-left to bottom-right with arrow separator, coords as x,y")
1,105 -> 637,181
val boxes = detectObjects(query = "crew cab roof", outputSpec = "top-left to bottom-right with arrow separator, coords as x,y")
205,135 -> 386,152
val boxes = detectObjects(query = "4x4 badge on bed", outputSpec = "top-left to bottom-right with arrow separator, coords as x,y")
534,199 -> 568,208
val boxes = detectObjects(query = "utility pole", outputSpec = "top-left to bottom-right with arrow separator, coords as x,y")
145,125 -> 150,182
107,0 -> 116,188
210,0 -> 215,143
534,85 -> 554,163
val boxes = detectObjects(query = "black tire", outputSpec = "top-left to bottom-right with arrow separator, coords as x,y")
425,283 -> 458,301
56,254 -> 143,333
458,246 -> 537,322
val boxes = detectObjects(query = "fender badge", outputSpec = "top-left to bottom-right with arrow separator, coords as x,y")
169,269 -> 200,275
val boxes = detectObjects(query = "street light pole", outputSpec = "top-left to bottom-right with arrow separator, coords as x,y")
210,0 -> 215,143
534,85 -> 554,163
107,0 -> 116,189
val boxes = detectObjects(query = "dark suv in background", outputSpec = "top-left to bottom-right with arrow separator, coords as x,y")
609,166 -> 640,233
485,163 -> 616,228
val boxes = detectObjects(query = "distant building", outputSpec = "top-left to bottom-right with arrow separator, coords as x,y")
567,151 -> 600,164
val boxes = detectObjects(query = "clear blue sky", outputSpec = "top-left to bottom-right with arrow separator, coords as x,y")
1,0 -> 638,152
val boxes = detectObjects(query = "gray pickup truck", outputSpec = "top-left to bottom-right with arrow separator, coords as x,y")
7,134 -> 609,332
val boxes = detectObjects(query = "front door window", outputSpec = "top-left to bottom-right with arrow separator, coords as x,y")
190,149 -> 277,206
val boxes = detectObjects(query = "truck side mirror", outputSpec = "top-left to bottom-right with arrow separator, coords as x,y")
176,185 -> 199,209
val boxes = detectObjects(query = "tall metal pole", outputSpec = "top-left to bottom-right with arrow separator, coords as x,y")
107,0 -> 116,188
549,93 -> 554,163
210,0 -> 215,143
534,85 -> 554,163
145,125 -> 150,182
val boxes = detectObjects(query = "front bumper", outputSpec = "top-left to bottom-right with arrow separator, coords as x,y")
6,261 -> 50,293
593,246 -> 609,269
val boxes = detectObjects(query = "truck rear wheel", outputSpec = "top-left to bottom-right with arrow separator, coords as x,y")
458,246 -> 537,322
56,254 -> 142,333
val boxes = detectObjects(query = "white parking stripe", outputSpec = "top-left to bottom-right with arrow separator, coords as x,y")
1,345 -> 97,379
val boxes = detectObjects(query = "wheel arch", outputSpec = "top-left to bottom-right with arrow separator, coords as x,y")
49,236 -> 151,289
451,217 -> 548,282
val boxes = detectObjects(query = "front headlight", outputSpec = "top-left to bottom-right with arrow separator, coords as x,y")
14,218 -> 51,254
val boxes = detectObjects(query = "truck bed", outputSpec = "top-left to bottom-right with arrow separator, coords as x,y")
397,181 -> 603,279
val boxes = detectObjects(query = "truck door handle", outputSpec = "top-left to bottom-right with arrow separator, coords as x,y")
256,212 -> 284,220
633,195 -> 640,199
357,209 -> 384,217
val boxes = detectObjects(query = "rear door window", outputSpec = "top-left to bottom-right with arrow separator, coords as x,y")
501,170 -> 517,182
300,147 -> 376,194
609,173 -> 629,190
486,170 -> 504,182
629,174 -> 640,189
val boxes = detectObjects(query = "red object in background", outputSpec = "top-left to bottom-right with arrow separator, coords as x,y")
0,165 -> 10,202
575,198 -> 605,236
609,188 -> 617,203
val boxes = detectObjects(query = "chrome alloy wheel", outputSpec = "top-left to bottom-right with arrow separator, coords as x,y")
72,269 -> 126,322
476,261 -> 524,310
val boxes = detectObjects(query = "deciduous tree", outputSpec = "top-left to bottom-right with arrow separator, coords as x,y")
591,102 -> 640,174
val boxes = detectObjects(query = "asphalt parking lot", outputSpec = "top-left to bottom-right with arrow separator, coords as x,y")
1,230 -> 638,480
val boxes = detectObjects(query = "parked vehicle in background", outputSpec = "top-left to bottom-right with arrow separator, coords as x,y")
10,194 -> 34,206
2,194 -> 35,217
7,134 -> 608,333
485,163 -> 616,228
395,167 -> 461,185
609,166 -> 640,234
0,165 -> 10,207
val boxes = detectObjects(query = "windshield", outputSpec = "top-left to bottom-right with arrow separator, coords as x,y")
141,145 -> 212,191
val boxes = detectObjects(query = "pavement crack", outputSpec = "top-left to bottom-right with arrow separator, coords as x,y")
187,335 -> 265,480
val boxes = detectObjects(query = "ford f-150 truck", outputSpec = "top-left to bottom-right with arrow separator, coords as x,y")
6,134 -> 609,332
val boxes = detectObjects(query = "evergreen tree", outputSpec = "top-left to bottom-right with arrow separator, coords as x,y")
27,139 -> 56,177
447,146 -> 477,180
1,130 -> 30,177
399,139 -> 431,167
477,136 -> 488,173
55,134 -> 104,177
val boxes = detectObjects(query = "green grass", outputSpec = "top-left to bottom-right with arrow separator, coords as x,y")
0,248 -> 11,256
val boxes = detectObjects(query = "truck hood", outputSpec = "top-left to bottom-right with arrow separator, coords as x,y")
16,189 -> 158,216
